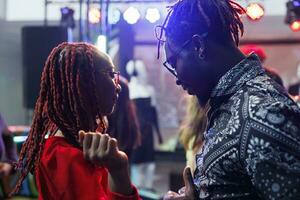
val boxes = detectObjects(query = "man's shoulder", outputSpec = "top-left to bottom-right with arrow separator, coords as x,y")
243,75 -> 300,119
235,76 -> 300,145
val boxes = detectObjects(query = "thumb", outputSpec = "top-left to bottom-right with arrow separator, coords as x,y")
107,138 -> 118,154
182,167 -> 197,199
78,130 -> 85,145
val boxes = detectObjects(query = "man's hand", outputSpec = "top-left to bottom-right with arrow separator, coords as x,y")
164,167 -> 198,200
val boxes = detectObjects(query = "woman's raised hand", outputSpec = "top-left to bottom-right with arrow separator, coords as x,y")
79,131 -> 128,173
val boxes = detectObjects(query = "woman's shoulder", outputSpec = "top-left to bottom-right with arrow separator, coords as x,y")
42,136 -> 84,163
36,137 -> 107,199
45,136 -> 80,150
40,136 -> 103,174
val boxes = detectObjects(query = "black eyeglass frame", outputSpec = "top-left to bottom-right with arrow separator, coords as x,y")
101,70 -> 120,85
162,32 -> 208,79
163,39 -> 192,78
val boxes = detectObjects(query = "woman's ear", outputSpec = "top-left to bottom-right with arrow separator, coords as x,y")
192,34 -> 205,59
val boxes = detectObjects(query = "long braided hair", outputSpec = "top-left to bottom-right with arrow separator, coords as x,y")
11,42 -> 108,195
157,0 -> 245,57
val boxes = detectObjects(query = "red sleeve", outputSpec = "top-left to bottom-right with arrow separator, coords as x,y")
107,184 -> 141,200
38,145 -> 105,200
37,142 -> 141,200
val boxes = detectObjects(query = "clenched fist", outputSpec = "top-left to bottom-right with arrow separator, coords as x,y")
79,131 -> 128,173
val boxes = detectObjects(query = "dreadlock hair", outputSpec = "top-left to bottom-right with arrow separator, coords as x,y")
11,42 -> 108,195
158,0 -> 245,48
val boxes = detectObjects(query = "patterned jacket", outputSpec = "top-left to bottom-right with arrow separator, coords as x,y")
194,54 -> 300,200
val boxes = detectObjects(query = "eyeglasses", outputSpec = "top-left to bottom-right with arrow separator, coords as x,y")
163,39 -> 192,78
162,32 -> 208,79
101,71 -> 120,85
111,71 -> 120,86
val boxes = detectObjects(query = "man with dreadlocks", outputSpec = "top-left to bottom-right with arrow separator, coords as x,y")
11,42 -> 141,200
158,0 -> 300,199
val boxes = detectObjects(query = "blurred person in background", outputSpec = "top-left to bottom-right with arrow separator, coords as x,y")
107,76 -> 141,162
288,62 -> 300,96
241,45 -> 284,87
178,96 -> 206,175
0,113 -> 18,177
126,59 -> 163,191
0,113 -> 18,198
240,45 -> 266,63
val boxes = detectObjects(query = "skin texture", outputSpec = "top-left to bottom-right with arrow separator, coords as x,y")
92,52 -> 121,115
165,36 -> 245,107
163,167 -> 197,200
79,131 -> 133,195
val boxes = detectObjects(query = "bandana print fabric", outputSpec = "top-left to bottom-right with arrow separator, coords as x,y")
193,54 -> 300,200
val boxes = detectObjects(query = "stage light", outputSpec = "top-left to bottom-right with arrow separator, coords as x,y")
246,3 -> 265,21
60,7 -> 75,29
96,35 -> 107,53
285,0 -> 300,32
145,8 -> 160,23
89,7 -> 101,24
108,8 -> 121,24
123,7 -> 140,24
291,20 -> 300,31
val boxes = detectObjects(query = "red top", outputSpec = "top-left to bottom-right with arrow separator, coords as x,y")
35,137 -> 140,200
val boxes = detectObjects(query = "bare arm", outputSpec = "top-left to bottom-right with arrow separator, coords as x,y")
80,131 -> 135,196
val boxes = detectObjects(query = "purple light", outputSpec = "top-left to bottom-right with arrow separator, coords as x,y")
61,7 -> 70,14
294,0 -> 300,7
60,7 -> 74,15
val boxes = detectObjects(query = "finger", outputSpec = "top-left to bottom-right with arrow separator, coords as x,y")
107,138 -> 118,154
79,130 -> 85,145
178,187 -> 186,195
98,134 -> 109,152
164,191 -> 185,200
183,167 -> 197,198
183,167 -> 193,187
167,191 -> 179,196
91,133 -> 101,151
163,191 -> 177,200
83,132 -> 93,152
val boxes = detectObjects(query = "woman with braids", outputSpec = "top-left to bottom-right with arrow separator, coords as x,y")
11,42 -> 141,200
158,0 -> 300,199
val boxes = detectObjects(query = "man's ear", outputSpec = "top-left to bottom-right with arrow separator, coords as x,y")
192,34 -> 205,59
